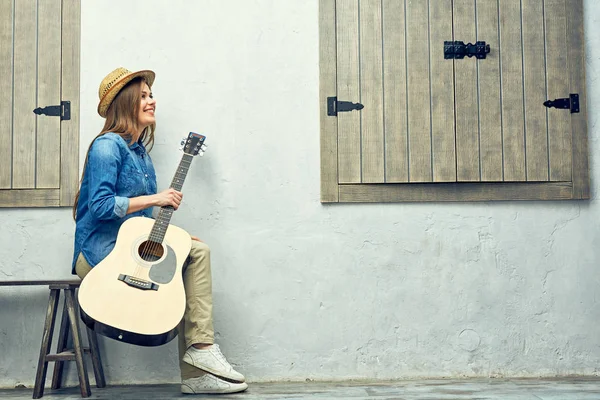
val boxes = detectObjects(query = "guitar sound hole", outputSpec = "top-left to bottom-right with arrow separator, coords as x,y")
138,240 -> 165,262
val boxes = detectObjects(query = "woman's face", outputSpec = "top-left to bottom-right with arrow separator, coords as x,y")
137,82 -> 156,129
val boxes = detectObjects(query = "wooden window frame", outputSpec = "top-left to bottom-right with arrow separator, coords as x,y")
0,0 -> 80,207
319,0 -> 589,203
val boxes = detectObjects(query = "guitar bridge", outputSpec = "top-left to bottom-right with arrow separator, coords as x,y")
118,274 -> 159,291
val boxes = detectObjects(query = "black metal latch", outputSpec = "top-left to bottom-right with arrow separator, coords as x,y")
327,96 -> 364,116
33,100 -> 71,120
543,94 -> 579,113
444,41 -> 490,59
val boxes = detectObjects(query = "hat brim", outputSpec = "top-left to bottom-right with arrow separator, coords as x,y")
97,69 -> 155,117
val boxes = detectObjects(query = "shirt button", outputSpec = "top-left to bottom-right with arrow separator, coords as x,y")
145,174 -> 148,177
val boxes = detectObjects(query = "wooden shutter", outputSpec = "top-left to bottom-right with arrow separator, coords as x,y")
0,0 -> 80,207
320,0 -> 589,202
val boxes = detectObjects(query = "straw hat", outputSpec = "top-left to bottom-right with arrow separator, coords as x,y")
97,67 -> 155,117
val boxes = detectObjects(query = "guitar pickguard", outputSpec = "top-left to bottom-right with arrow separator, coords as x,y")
148,244 -> 178,284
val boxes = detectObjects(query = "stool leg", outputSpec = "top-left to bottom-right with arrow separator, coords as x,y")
33,289 -> 60,399
65,289 -> 91,398
86,327 -> 106,388
74,288 -> 106,388
50,300 -> 70,389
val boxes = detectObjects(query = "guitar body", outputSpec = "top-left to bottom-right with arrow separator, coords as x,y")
78,216 -> 192,347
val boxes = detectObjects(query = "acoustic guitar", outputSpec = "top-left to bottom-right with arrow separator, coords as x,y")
78,132 -> 207,346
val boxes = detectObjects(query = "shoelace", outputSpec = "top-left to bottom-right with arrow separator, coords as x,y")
211,344 -> 229,367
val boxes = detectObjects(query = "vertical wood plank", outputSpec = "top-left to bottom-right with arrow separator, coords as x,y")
320,0 -> 339,202
499,0 -> 526,181
60,0 -> 81,205
37,0 -> 61,188
476,0 -> 503,181
406,0 -> 432,182
0,0 -> 13,188
566,0 -> 589,198
430,0 -> 455,182
12,0 -> 36,189
454,0 -> 480,182
337,0 -> 361,184
545,0 -> 571,182
522,0 -> 549,181
359,0 -> 384,183
382,0 -> 408,182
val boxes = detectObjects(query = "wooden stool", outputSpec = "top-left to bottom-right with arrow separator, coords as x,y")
0,280 -> 106,399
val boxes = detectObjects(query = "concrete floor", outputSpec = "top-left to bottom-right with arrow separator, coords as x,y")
1,378 -> 600,400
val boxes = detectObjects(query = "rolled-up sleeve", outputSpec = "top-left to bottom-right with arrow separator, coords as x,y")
87,138 -> 130,220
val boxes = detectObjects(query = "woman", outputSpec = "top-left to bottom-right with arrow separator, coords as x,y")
72,67 -> 247,395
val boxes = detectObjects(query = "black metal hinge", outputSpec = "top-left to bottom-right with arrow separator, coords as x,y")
543,94 -> 580,113
33,100 -> 71,120
444,41 -> 490,59
327,96 -> 364,117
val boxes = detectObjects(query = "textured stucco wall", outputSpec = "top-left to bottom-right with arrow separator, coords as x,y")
1,0 -> 599,388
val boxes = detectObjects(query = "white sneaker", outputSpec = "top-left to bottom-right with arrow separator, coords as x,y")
183,344 -> 246,382
181,374 -> 248,394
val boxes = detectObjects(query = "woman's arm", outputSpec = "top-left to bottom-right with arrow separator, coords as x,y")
86,138 -> 182,219
127,188 -> 182,214
87,139 -> 129,220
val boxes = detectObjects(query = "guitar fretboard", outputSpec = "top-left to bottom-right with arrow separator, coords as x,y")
148,153 -> 194,243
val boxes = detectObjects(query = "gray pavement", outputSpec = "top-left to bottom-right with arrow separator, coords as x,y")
1,378 -> 600,399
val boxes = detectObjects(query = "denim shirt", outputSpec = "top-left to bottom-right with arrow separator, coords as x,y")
72,132 -> 157,273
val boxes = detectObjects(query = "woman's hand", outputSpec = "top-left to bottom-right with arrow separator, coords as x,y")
153,188 -> 183,209
191,235 -> 203,242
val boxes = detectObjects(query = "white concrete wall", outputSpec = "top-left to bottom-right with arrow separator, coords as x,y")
1,0 -> 599,388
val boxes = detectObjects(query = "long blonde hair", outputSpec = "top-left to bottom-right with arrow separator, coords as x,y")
72,77 -> 155,220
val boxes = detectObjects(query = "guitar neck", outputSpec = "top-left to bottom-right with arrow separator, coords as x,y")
148,153 -> 194,243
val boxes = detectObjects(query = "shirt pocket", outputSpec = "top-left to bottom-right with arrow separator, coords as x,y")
117,163 -> 146,196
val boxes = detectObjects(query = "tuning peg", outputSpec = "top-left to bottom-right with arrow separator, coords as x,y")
201,144 -> 208,151
180,140 -> 185,146
199,152 -> 205,156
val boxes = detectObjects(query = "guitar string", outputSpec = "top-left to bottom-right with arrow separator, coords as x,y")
135,154 -> 194,280
140,162 -> 185,273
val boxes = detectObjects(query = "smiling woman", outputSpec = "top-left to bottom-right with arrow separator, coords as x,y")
71,67 -> 247,395
138,85 -> 156,127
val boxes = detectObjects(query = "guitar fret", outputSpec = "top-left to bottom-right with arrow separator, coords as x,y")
148,148 -> 200,243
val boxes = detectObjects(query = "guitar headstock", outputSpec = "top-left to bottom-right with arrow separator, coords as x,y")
180,132 -> 207,156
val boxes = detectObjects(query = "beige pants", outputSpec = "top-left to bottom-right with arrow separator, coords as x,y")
75,240 -> 214,380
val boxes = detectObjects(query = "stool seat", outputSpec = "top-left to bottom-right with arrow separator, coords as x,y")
0,280 -> 106,399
